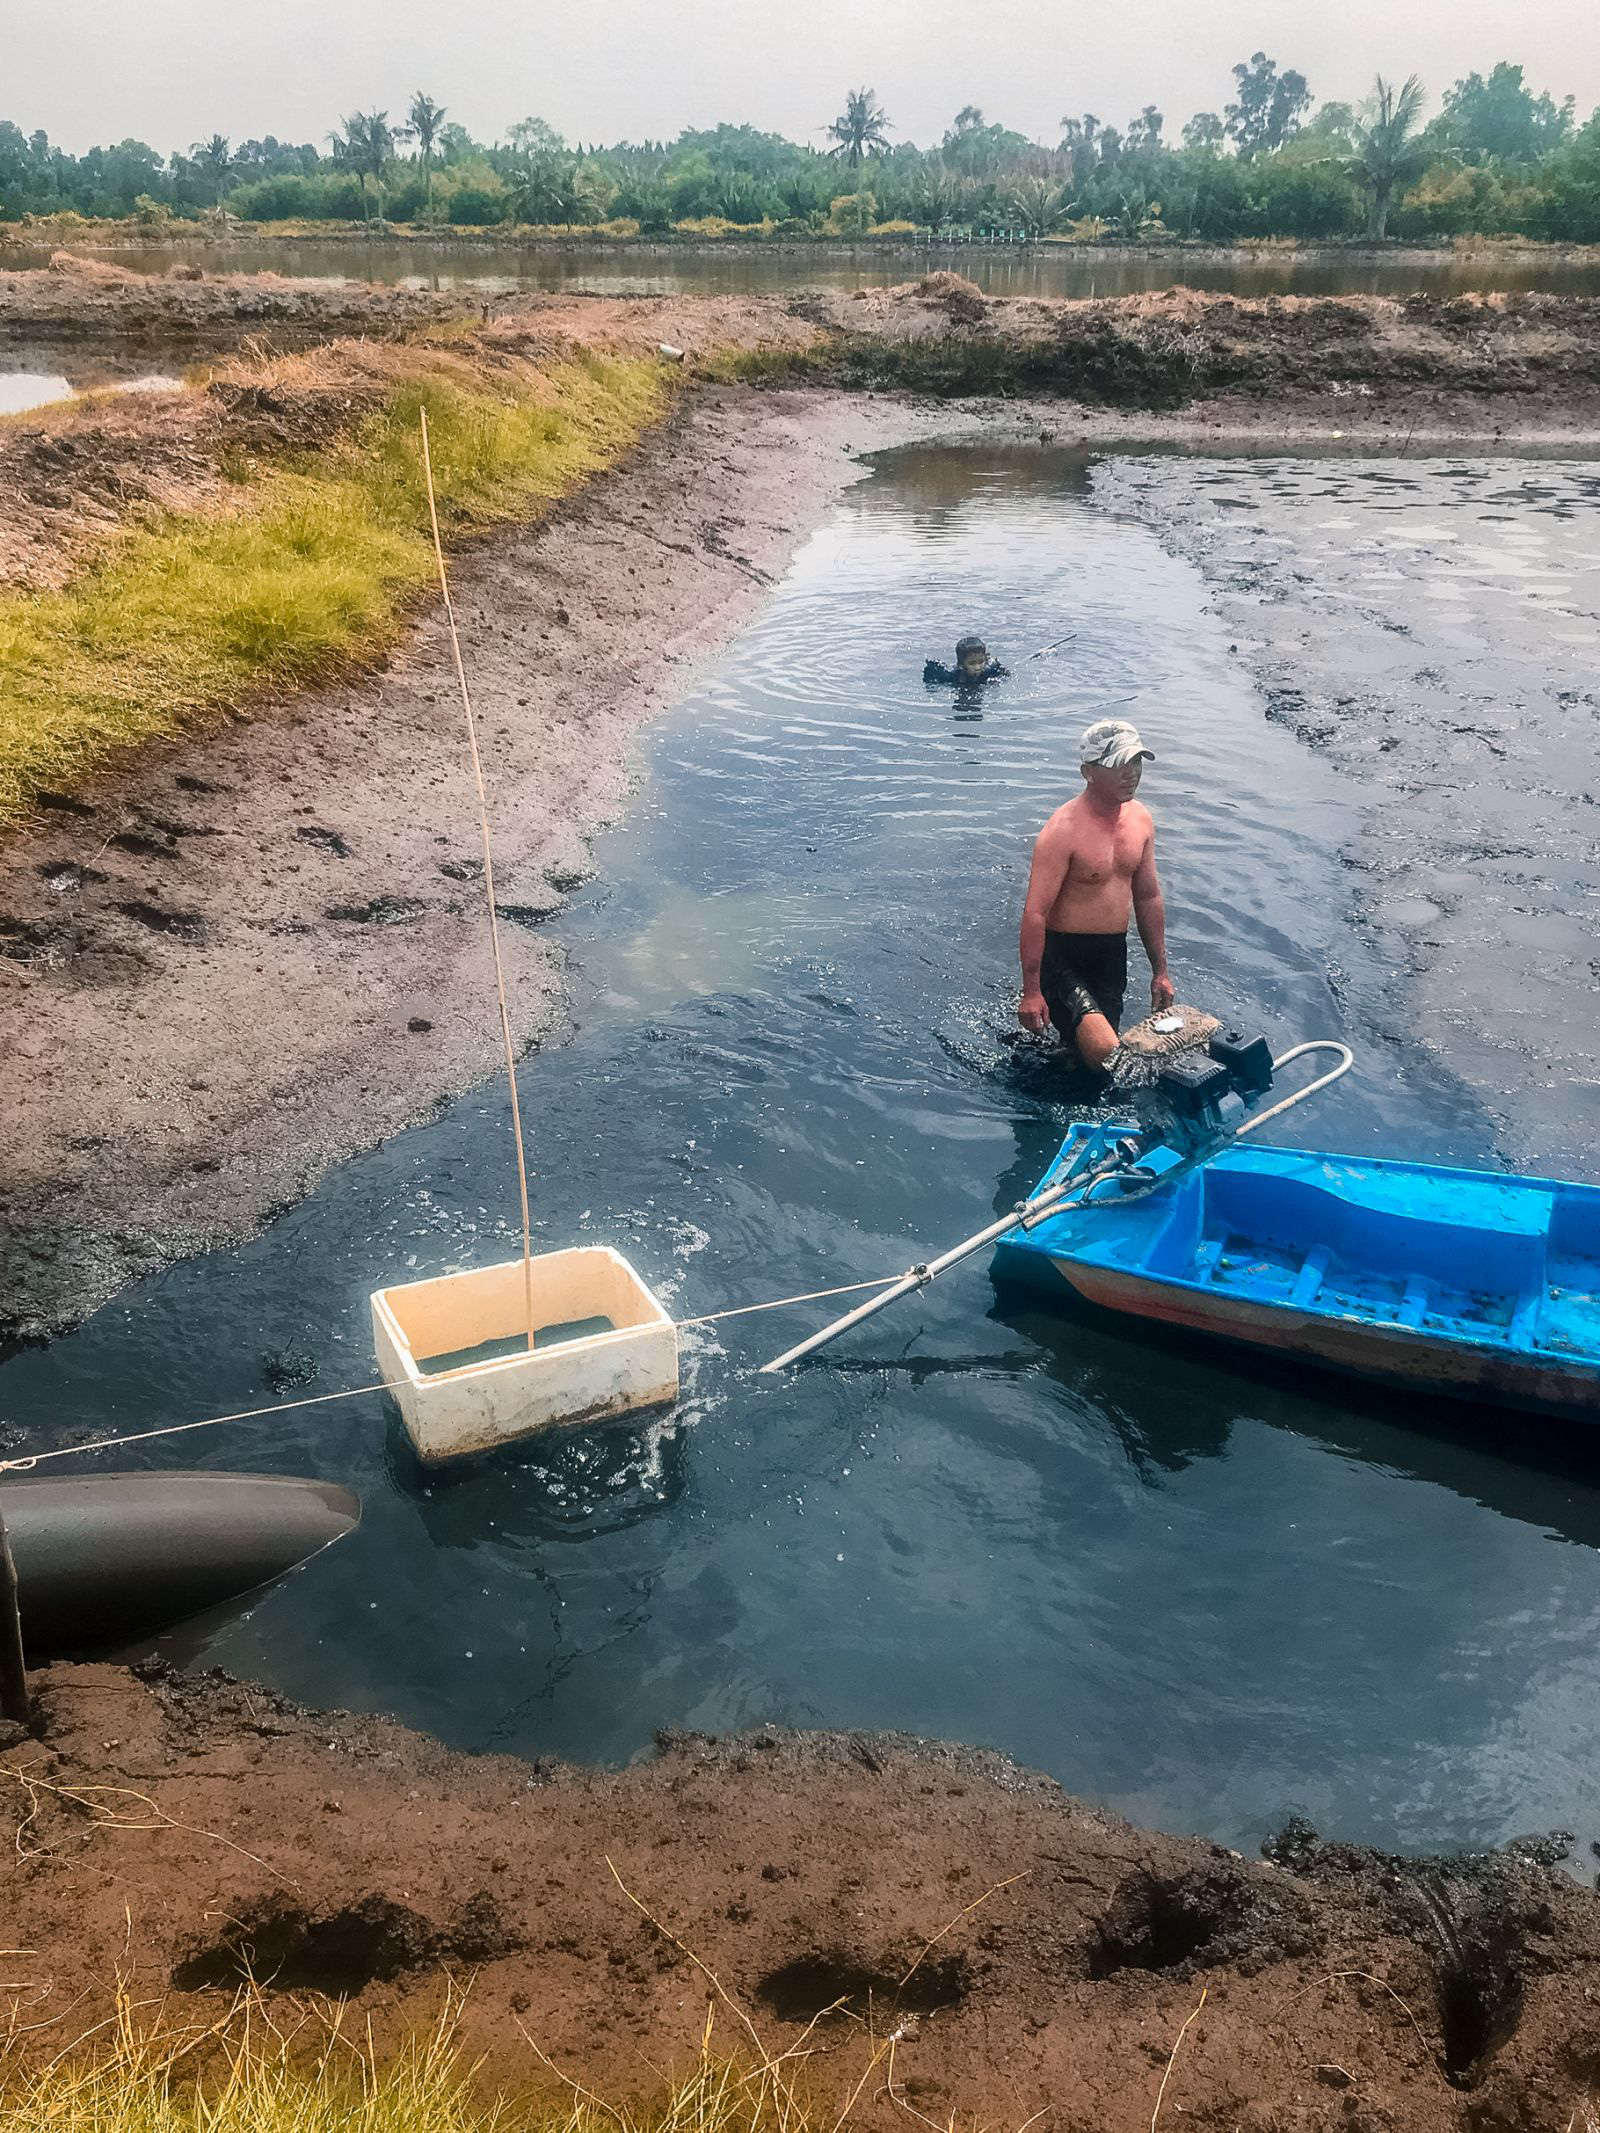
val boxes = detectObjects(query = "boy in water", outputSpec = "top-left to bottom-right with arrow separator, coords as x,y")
1017,718 -> 1173,1071
924,635 -> 1009,686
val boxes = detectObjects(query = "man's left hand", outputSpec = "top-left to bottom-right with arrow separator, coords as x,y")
1151,972 -> 1176,1013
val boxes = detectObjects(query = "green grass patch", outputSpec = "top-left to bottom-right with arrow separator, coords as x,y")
0,353 -> 670,820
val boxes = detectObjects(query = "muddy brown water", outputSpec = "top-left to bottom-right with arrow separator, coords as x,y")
4,440 -> 1600,1871
4,236 -> 1599,300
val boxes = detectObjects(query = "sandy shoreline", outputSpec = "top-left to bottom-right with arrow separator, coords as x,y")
4,1661 -> 1596,2129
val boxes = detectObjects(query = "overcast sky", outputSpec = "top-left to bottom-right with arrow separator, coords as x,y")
10,0 -> 1596,156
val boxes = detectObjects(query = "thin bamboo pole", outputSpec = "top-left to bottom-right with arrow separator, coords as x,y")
0,1497 -> 28,1727
418,409 -> 537,1350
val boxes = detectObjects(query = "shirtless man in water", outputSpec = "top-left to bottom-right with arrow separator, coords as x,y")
1017,718 -> 1174,1070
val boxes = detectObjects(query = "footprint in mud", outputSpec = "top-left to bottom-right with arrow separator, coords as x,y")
116,901 -> 206,941
2,913 -> 154,985
494,899 -> 561,929
110,829 -> 180,859
326,897 -> 428,926
36,861 -> 105,895
296,825 -> 352,858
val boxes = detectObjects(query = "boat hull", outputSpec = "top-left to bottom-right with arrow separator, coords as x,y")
2,1470 -> 361,1657
992,1133 -> 1600,1418
1049,1257 -> 1599,1415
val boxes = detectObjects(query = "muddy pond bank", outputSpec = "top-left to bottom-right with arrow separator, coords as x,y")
0,383 -> 951,1342
7,1661 -> 1599,2133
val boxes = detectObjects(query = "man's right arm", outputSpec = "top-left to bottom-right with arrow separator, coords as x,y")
1018,820 -> 1070,1032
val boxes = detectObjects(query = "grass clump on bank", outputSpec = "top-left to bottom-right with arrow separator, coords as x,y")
0,348 -> 670,821
0,1989 -> 866,2133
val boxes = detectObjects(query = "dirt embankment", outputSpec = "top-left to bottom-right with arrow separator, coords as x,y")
0,287 -> 818,594
10,258 -> 1600,420
4,1663 -> 1596,2131
0,249 -> 470,347
777,276 -> 1600,429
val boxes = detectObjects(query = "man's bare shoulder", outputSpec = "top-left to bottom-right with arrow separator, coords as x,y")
1126,799 -> 1156,837
1035,796 -> 1085,846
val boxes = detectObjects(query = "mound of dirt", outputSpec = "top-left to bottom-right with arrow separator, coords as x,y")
901,271 -> 989,324
0,252 -> 468,347
5,1663 -> 1600,2130
799,285 -> 1600,408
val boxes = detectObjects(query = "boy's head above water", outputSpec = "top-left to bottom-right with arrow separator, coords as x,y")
955,635 -> 990,676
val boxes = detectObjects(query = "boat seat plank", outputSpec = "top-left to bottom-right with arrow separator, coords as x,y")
1400,1276 -> 1430,1329
1290,1246 -> 1331,1309
1509,1287 -> 1545,1349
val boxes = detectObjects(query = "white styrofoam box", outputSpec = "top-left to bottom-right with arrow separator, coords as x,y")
371,1246 -> 679,1465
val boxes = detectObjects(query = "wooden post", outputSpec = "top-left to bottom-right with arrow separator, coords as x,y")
0,1495 -> 28,1727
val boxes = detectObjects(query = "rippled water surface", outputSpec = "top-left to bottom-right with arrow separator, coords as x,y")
4,238 -> 1598,298
7,444 -> 1600,1863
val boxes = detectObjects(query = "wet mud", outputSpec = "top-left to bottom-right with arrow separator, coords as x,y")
6,1664 -> 1600,2131
1097,455 -> 1600,1181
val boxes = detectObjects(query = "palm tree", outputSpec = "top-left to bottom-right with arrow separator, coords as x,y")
331,110 -> 400,223
1345,74 -> 1429,240
507,153 -> 609,227
407,92 -> 447,206
826,88 -> 892,166
1010,175 -> 1076,236
191,134 -> 233,205
911,166 -> 970,230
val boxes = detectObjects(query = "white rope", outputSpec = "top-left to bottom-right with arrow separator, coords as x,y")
0,1276 -> 908,1473
0,1049 -> 1356,1471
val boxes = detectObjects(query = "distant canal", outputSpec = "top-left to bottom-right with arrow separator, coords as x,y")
4,236 -> 1598,299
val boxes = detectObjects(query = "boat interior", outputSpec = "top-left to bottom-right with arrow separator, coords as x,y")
1026,1142 -> 1600,1360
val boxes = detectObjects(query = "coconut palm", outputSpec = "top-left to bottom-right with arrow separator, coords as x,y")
407,92 -> 447,205
1010,175 -> 1076,236
190,134 -> 233,205
910,166 -> 970,230
508,153 -> 612,226
331,110 -> 400,222
826,88 -> 892,166
1345,74 -> 1429,239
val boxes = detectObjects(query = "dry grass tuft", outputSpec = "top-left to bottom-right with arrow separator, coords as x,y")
0,1980 -> 905,2133
0,1869 -> 1037,2133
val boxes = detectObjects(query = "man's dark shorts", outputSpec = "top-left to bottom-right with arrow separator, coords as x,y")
1041,930 -> 1127,1042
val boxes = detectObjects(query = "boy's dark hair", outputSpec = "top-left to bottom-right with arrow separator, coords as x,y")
955,635 -> 987,659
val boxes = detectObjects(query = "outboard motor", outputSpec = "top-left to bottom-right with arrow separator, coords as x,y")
1152,1031 -> 1275,1154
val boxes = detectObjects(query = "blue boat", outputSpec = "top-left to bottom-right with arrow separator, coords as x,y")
992,1130 -> 1600,1416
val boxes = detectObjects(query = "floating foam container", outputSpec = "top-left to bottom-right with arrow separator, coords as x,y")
370,1247 -> 679,1465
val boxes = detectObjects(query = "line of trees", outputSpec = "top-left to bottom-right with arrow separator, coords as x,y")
2,59 -> 1598,244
